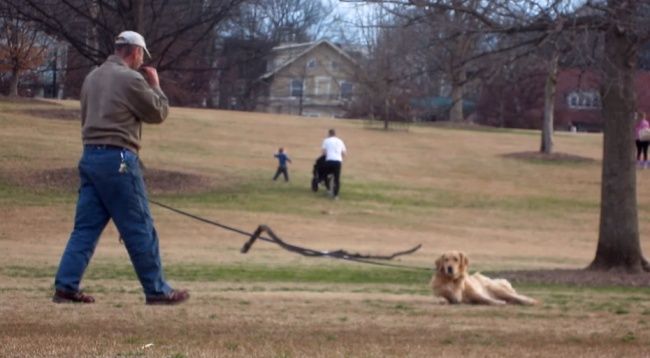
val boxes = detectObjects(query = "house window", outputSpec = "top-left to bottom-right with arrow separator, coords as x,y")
315,77 -> 330,96
593,95 -> 600,108
340,81 -> 353,99
567,91 -> 601,109
235,80 -> 246,95
331,61 -> 339,70
306,58 -> 317,69
290,79 -> 303,97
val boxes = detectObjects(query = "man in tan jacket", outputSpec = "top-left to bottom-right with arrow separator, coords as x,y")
53,31 -> 189,305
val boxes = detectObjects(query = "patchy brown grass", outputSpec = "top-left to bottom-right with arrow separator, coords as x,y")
2,280 -> 650,357
2,99 -> 650,357
1,167 -> 215,195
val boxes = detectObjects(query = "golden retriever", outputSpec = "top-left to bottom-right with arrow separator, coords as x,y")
431,251 -> 538,305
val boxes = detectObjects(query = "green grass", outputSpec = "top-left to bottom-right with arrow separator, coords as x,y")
0,148 -> 597,220
0,263 -> 433,285
5,91 -> 650,357
153,175 -> 598,219
5,263 -> 650,307
0,179 -> 73,206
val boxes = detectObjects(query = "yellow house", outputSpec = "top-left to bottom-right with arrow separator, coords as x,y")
256,40 -> 359,118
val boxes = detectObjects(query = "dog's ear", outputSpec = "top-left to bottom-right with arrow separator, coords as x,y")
435,255 -> 444,272
459,252 -> 469,273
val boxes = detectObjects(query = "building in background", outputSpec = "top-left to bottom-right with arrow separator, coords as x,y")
256,40 -> 359,118
555,69 -> 650,132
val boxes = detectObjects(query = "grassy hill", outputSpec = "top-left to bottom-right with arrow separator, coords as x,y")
2,97 -> 650,357
0,97 -> 621,269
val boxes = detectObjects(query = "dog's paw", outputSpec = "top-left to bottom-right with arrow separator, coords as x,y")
525,298 -> 540,306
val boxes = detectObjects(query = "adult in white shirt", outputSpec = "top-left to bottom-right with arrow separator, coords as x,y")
321,128 -> 347,198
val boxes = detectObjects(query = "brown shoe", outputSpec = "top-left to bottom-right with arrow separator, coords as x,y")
52,289 -> 95,303
145,289 -> 189,305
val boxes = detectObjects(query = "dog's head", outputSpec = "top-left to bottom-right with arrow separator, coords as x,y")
435,251 -> 469,280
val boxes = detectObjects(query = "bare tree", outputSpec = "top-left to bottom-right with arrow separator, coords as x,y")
3,0 -> 245,67
346,1 -> 526,125
213,0 -> 337,110
253,0 -> 336,42
539,22 -> 604,153
348,5 -> 408,127
3,0 -> 246,104
0,6 -> 49,96
431,0 -> 484,122
474,56 -> 547,128
345,0 -> 650,272
540,50 -> 558,153
588,1 -> 649,272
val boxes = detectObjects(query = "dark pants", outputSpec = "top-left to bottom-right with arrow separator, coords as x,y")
273,166 -> 289,181
637,140 -> 649,161
323,160 -> 342,196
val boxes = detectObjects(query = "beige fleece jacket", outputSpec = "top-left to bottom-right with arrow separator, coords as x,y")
81,55 -> 169,153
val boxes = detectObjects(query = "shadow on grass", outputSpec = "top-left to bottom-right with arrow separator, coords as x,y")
502,151 -> 597,166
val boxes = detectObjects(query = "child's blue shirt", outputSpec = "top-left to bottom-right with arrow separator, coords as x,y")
274,152 -> 290,167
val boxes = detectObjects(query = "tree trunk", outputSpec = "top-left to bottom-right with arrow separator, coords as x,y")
88,1 -> 99,52
384,97 -> 389,130
540,53 -> 558,154
9,68 -> 19,96
134,0 -> 145,34
588,3 -> 649,272
498,100 -> 504,127
298,86 -> 304,116
449,68 -> 465,122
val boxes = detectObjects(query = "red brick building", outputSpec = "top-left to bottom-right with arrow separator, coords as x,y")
555,69 -> 650,132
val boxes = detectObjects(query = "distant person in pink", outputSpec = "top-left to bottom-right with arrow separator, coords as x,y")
635,111 -> 649,168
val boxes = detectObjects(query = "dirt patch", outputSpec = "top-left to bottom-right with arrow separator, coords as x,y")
503,151 -> 596,164
3,167 -> 215,195
495,269 -> 650,287
142,168 -> 214,195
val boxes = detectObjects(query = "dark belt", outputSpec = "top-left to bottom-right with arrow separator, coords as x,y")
84,144 -> 126,151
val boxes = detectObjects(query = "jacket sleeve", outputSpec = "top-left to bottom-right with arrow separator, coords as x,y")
125,75 -> 169,124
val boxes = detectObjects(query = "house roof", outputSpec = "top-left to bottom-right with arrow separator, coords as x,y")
259,39 -> 359,80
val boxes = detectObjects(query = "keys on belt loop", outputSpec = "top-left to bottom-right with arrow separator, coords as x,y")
118,150 -> 128,174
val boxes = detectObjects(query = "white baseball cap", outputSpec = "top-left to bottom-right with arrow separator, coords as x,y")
115,31 -> 151,58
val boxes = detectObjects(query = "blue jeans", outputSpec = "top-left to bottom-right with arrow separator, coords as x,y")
54,146 -> 172,297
